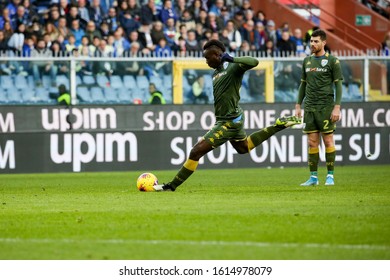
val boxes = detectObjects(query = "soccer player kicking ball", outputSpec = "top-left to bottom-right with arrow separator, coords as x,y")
295,29 -> 343,186
154,39 -> 301,191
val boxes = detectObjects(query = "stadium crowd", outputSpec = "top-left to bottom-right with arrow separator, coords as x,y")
0,0 -> 313,60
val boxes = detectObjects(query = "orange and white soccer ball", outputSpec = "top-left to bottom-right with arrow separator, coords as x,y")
136,173 -> 158,192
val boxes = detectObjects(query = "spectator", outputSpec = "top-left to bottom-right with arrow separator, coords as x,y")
220,28 -> 231,48
163,17 -> 177,47
89,0 -> 105,25
276,21 -> 291,41
0,8 -> 11,30
22,35 -> 34,57
58,0 -> 70,16
22,0 -> 38,20
195,8 -> 208,26
128,0 -> 141,22
254,10 -> 267,26
78,0 -> 90,24
119,10 -> 139,35
99,20 -> 110,39
120,42 -> 145,76
248,69 -> 265,101
85,20 -> 102,42
265,19 -> 277,46
57,16 -> 70,38
67,5 -> 86,30
78,36 -> 95,56
65,34 -> 77,53
179,9 -> 196,31
173,35 -> 186,56
49,6 -> 61,27
276,30 -> 296,57
3,21 -> 14,42
274,62 -> 300,102
240,19 -> 260,50
11,4 -> 30,30
220,6 -> 231,25
240,0 -> 253,14
51,41 -> 69,74
188,0 -> 208,12
31,38 -> 57,87
73,47 -> 93,76
70,19 -> 85,46
93,38 -> 114,75
254,21 -> 267,49
205,11 -> 224,33
154,37 -> 172,57
240,40 -> 250,53
140,0 -> 157,26
6,0 -> 21,17
209,0 -> 224,17
138,23 -> 156,52
290,28 -> 305,56
148,83 -> 166,104
160,0 -> 178,24
174,0 -> 187,18
128,29 -> 145,52
0,30 -> 10,53
151,20 -> 165,46
225,19 -> 242,52
8,23 -> 25,54
113,27 -> 130,57
44,22 -> 60,43
260,39 -> 276,57
186,29 -> 201,52
188,0 -> 204,19
100,0 -> 116,14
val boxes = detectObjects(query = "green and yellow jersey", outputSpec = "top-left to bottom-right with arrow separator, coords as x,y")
300,53 -> 343,111
212,57 -> 258,121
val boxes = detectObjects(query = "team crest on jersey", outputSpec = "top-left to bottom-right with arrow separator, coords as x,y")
223,62 -> 229,69
321,59 -> 328,67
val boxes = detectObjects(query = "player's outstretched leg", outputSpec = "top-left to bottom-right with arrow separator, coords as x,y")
153,159 -> 199,192
247,116 -> 302,152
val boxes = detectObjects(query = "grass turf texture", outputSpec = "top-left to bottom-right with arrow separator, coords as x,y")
0,166 -> 389,260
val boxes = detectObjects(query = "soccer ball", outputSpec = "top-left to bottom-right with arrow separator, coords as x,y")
136,173 -> 158,192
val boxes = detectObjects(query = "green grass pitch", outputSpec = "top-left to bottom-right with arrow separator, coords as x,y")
1,165 -> 389,260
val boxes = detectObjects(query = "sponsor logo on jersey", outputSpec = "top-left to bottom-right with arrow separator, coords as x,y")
213,71 -> 227,80
306,67 -> 328,72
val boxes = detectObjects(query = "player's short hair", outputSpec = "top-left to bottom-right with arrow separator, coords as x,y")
312,29 -> 327,41
203,39 -> 226,52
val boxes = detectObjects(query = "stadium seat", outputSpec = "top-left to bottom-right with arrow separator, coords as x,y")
90,86 -> 105,103
35,87 -> 50,103
123,75 -> 136,88
14,76 -> 28,89
110,75 -> 124,89
56,75 -> 70,88
1,76 -> 14,89
96,75 -> 110,88
117,88 -> 132,103
0,87 -> 7,103
149,75 -> 162,86
76,87 -> 91,102
104,87 -> 118,103
136,75 -> 149,91
22,90 -> 36,103
42,75 -> 53,88
162,74 -> 172,90
7,88 -> 23,103
83,75 -> 96,86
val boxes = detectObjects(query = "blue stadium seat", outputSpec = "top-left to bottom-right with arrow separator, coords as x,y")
90,86 -> 105,103
104,87 -> 118,103
1,76 -> 14,89
96,75 -> 109,88
117,88 -> 132,103
110,75 -> 124,89
7,88 -> 23,104
56,75 -> 70,88
14,75 -> 28,89
22,90 -> 36,103
83,75 -> 96,86
162,74 -> 172,90
123,75 -> 136,88
0,87 -> 7,103
136,75 -> 149,91
42,75 -> 53,88
77,87 -> 91,102
35,87 -> 50,103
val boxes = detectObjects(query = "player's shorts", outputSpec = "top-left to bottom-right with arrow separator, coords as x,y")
303,107 -> 336,134
203,114 -> 247,148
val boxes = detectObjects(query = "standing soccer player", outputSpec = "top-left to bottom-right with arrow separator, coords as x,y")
154,39 -> 301,191
295,29 -> 343,186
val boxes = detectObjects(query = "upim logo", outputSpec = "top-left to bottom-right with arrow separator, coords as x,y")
41,108 -> 117,131
50,132 -> 138,172
0,141 -> 15,169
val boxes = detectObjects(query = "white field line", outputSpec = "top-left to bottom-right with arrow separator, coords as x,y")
0,238 -> 389,251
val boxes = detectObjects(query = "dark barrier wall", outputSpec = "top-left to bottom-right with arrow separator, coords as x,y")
1,103 -> 389,173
